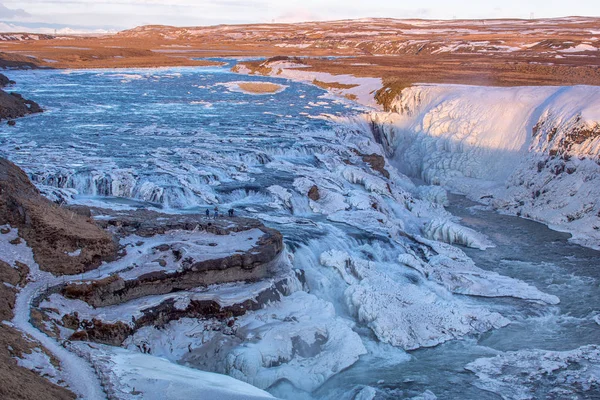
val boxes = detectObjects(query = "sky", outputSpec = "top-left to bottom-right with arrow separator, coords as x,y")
0,0 -> 599,33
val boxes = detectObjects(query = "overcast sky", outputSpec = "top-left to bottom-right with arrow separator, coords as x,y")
0,0 -> 599,33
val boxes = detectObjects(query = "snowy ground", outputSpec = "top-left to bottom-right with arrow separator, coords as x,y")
71,343 -> 277,400
1,226 -> 105,399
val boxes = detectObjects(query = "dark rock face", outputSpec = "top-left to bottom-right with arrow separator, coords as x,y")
0,90 -> 43,120
0,158 -> 118,275
0,73 -> 15,88
0,74 -> 42,121
308,185 -> 320,201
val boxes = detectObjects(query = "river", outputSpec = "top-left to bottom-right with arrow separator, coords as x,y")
1,63 -> 599,399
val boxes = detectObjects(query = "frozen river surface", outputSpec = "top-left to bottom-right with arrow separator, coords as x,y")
1,65 -> 599,399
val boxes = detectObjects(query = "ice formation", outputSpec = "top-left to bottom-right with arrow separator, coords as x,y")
2,67 -> 589,399
422,217 -> 494,249
362,84 -> 600,249
320,250 -> 510,350
466,345 -> 600,399
72,343 -> 277,400
124,291 -> 366,392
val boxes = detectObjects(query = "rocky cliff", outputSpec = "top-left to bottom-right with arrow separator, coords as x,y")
0,73 -> 43,121
362,84 -> 600,249
0,158 -> 118,275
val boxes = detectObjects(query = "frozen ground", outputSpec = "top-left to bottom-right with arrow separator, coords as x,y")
2,64 -> 599,399
1,226 -> 105,399
72,343 -> 277,400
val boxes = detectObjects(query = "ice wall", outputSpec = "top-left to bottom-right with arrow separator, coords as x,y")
363,84 -> 600,249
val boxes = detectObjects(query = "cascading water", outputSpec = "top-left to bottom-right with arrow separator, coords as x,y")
2,63 -> 599,399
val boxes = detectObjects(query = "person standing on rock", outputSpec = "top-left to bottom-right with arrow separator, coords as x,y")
228,208 -> 234,217
214,206 -> 219,219
205,208 -> 210,218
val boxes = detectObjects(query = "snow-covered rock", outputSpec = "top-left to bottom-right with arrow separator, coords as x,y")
320,250 -> 510,350
124,291 -> 366,393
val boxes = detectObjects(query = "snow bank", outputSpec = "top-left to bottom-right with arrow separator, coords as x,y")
14,347 -> 62,387
366,84 -> 600,248
72,343 -> 276,400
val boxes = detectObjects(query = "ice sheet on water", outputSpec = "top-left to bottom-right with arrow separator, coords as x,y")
466,345 -> 600,400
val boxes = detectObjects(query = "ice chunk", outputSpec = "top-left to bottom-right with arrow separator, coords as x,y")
466,345 -> 600,400
320,250 -> 509,350
354,386 -> 377,400
422,218 -> 495,250
401,238 -> 560,304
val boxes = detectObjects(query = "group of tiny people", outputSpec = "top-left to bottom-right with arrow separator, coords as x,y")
205,206 -> 235,219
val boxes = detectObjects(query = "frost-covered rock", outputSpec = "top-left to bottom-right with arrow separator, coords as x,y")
125,291 -> 366,393
466,345 -> 600,400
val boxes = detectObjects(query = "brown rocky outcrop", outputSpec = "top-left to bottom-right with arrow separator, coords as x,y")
349,148 -> 391,179
0,74 -> 43,121
57,270 -> 303,346
360,153 -> 390,179
61,222 -> 284,307
0,73 -> 16,88
0,158 -> 118,275
308,185 -> 320,201
0,90 -> 43,121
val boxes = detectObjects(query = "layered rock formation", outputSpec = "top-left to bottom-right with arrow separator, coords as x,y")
1,157 -> 292,396
35,207 -> 293,345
